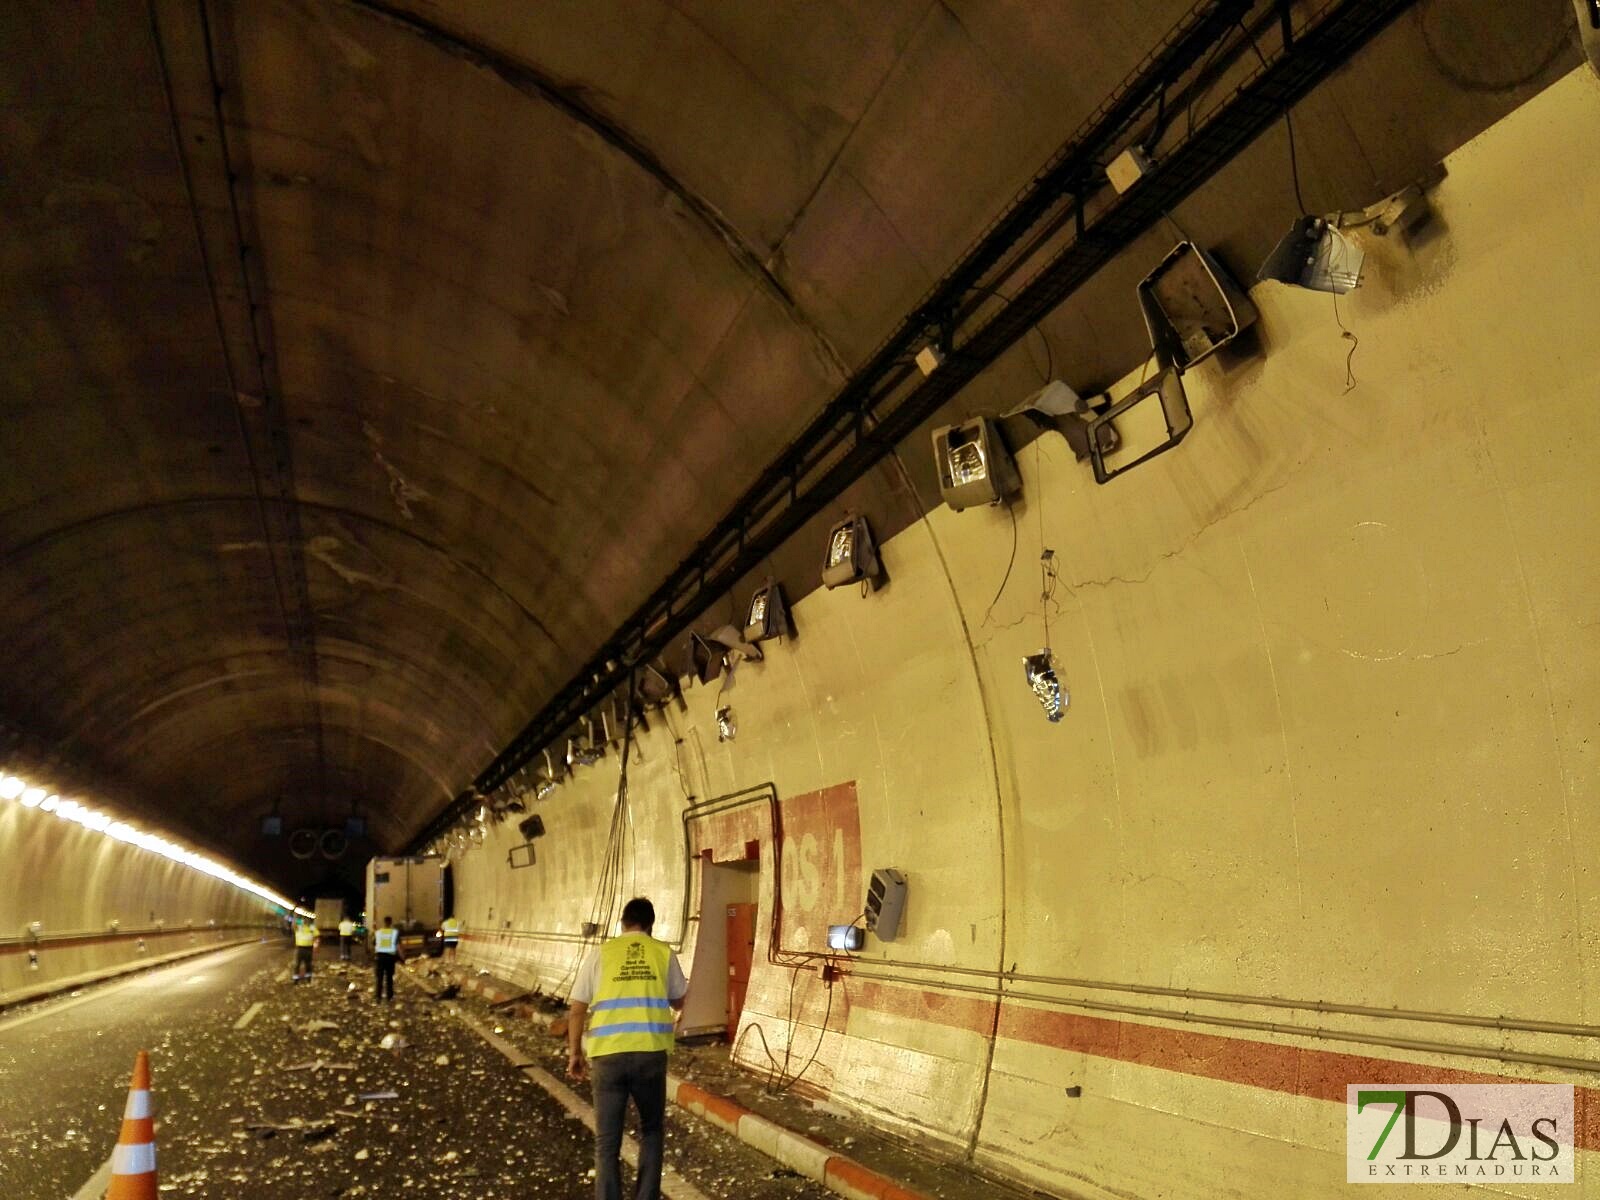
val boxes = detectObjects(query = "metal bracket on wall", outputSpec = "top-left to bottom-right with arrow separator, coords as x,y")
507,843 -> 536,870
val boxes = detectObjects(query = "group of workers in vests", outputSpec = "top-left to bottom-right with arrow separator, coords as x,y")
288,896 -> 685,1199
287,911 -> 463,997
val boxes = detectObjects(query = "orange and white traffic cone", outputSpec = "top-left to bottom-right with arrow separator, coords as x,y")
106,1049 -> 158,1199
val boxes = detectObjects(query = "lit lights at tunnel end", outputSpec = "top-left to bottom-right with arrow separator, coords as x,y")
0,771 -> 310,918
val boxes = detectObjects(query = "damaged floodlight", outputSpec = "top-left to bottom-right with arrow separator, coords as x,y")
567,723 -> 604,769
744,580 -> 792,643
1138,241 -> 1257,369
1087,362 -> 1192,485
1004,380 -> 1119,463
820,513 -> 882,590
1258,216 -> 1364,294
933,417 -> 1021,511
1023,650 -> 1068,722
716,705 -> 736,742
688,632 -> 723,685
708,625 -> 762,666
636,661 -> 683,710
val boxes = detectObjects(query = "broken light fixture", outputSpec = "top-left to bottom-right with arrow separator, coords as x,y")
1138,241 -> 1258,370
1024,650 -> 1067,722
820,513 -> 882,590
744,580 -> 792,643
1005,379 -> 1119,463
1087,363 -> 1192,485
716,705 -> 736,742
688,632 -> 724,685
933,417 -> 1021,511
1257,216 -> 1364,294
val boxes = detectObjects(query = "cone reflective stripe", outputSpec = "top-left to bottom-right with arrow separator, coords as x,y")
107,1050 -> 157,1199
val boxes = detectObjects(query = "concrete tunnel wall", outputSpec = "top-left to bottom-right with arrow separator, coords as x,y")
0,798 -> 280,1005
452,69 -> 1600,1199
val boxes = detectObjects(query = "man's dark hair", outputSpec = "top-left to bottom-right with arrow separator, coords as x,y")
620,897 -> 655,932
383,915 -> 393,926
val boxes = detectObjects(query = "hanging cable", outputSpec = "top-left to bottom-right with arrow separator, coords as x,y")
980,498 -> 1020,628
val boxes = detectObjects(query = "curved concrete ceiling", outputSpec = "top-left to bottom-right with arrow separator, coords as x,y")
0,0 -> 1574,888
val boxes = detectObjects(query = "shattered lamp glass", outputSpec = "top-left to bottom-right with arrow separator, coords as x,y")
535,779 -> 557,801
716,705 -> 736,742
948,441 -> 988,486
827,524 -> 855,568
1024,650 -> 1067,722
748,590 -> 768,627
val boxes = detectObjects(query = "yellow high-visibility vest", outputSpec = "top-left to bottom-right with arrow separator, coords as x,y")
374,928 -> 399,954
338,919 -> 355,937
585,933 -> 675,1057
441,917 -> 462,938
293,925 -> 316,947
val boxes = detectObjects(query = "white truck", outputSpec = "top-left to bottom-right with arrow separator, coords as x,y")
313,897 -> 345,935
364,855 -> 447,947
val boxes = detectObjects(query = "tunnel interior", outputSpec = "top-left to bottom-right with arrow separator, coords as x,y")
3,3 -> 1598,1198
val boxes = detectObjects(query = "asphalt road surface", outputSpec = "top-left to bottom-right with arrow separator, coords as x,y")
0,941 -> 832,1199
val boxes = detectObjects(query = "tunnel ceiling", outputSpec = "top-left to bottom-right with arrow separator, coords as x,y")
0,0 -> 1576,888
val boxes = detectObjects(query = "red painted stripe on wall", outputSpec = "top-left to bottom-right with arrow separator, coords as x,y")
854,980 -> 994,1036
847,978 -> 1600,1151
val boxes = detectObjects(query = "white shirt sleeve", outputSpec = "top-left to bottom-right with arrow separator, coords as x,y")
666,952 -> 688,1001
569,950 -> 602,1005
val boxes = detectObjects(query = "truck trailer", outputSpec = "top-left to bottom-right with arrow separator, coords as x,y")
364,855 -> 447,945
313,897 -> 345,934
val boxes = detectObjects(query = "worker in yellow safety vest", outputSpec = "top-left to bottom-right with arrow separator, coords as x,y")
291,919 -> 318,983
337,915 -> 356,961
373,915 -> 402,1002
440,914 -> 462,961
567,897 -> 688,1200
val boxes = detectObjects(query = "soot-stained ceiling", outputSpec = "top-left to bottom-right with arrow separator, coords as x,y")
0,0 -> 1575,890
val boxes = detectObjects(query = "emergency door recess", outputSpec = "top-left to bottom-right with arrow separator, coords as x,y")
726,902 -> 756,1043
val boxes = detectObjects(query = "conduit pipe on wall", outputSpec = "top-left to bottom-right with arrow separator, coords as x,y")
483,782 -> 1599,1042
845,969 -> 1600,1077
0,923 -> 267,951
675,787 -> 1598,1042
828,958 -> 1600,1041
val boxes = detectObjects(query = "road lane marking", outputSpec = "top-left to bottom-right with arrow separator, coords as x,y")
233,1000 -> 265,1029
0,942 -> 257,1034
452,1009 -> 712,1200
68,1153 -> 113,1199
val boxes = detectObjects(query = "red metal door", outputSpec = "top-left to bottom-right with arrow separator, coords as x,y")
725,902 -> 756,1042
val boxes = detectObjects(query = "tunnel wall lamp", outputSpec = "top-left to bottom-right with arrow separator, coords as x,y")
1258,216 -> 1364,294
744,580 -> 792,643
0,769 -> 306,915
821,513 -> 882,590
933,417 -> 1021,511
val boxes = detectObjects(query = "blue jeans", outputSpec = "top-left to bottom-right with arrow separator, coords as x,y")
591,1050 -> 668,1200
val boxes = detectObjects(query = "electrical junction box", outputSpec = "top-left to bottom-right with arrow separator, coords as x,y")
915,344 -> 945,376
864,868 -> 907,942
1107,146 -> 1153,194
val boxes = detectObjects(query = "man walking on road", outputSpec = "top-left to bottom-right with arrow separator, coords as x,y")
291,919 -> 317,983
440,913 -> 462,961
338,914 -> 357,961
567,897 -> 688,1200
373,915 -> 401,1002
